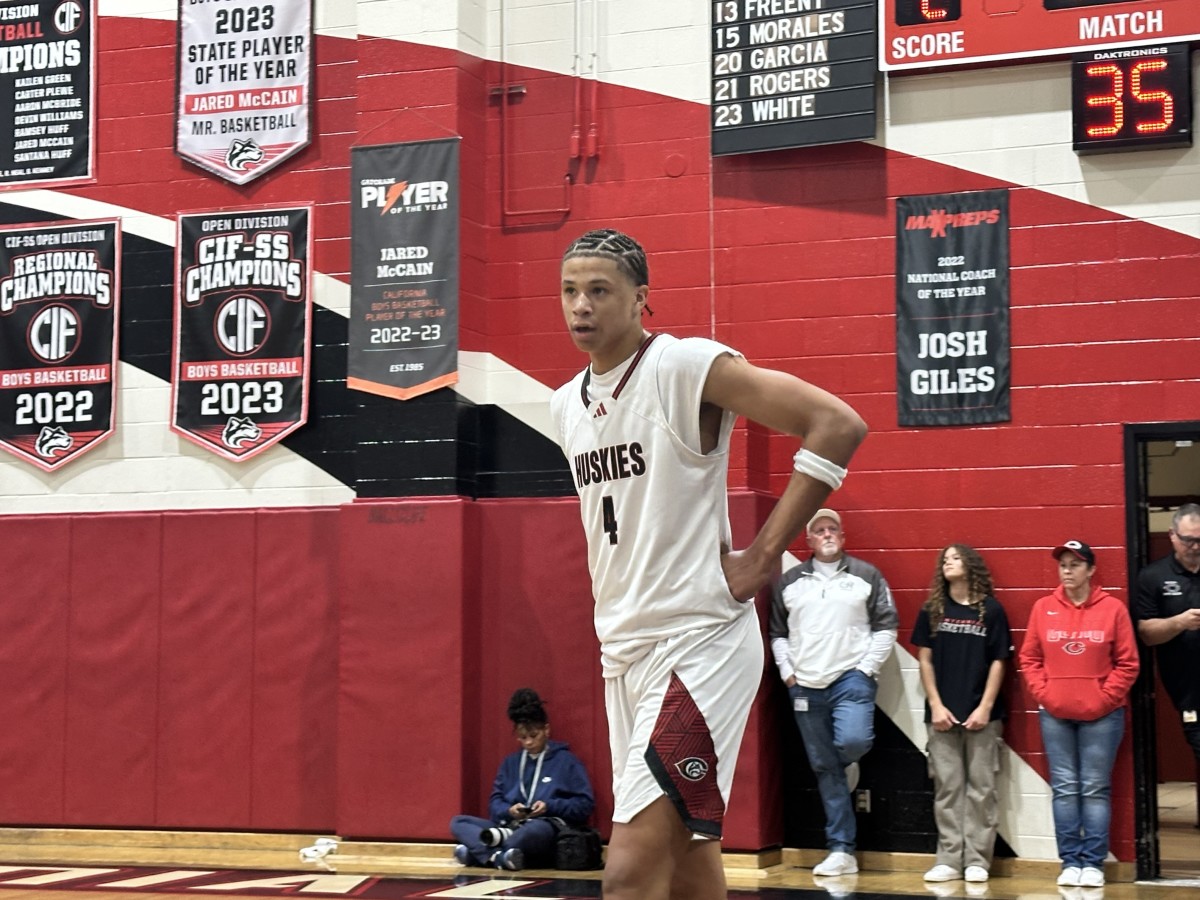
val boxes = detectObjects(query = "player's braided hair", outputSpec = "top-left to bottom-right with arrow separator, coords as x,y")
563,228 -> 650,287
507,687 -> 549,729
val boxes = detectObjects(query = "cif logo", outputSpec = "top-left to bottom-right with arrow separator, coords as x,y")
674,757 -> 710,782
216,295 -> 269,356
1063,641 -> 1087,655
29,304 -> 80,364
360,180 -> 449,214
54,0 -> 84,34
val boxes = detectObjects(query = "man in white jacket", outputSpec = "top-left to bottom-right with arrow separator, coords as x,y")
769,508 -> 898,877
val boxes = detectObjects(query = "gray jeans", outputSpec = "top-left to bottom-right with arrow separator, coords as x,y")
926,719 -> 1003,870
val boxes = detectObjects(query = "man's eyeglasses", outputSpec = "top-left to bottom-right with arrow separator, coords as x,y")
1171,530 -> 1200,548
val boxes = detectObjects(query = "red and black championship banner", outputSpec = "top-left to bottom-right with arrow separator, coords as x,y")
348,138 -> 459,400
172,206 -> 312,461
0,218 -> 118,471
896,190 -> 1010,427
175,0 -> 312,185
0,0 -> 95,189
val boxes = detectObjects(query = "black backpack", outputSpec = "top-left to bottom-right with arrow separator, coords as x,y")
554,823 -> 603,870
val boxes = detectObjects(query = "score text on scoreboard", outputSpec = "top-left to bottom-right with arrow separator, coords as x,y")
712,0 -> 877,156
881,0 -> 1200,71
1072,43 -> 1192,153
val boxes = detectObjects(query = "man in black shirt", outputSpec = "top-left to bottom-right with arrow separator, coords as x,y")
1134,503 -> 1200,760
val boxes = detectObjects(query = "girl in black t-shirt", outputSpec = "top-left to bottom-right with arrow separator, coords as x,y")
912,544 -> 1012,885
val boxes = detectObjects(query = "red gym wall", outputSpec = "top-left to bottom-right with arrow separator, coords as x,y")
2,11 -> 1198,862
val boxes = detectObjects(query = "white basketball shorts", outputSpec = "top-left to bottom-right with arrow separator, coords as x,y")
604,608 -> 763,837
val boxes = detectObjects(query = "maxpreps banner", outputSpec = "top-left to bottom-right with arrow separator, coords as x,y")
0,0 -> 95,189
348,138 -> 459,400
896,190 -> 1011,426
172,206 -> 312,461
175,0 -> 311,184
0,218 -> 118,471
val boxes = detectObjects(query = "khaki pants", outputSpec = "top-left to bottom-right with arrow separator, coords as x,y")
926,720 -> 1003,871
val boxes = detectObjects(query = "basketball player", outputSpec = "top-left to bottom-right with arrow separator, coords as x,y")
550,229 -> 867,900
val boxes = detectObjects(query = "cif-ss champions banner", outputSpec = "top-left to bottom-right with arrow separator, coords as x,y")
896,190 -> 1011,427
172,206 -> 312,461
0,0 -> 95,189
0,218 -> 118,471
175,0 -> 312,184
349,138 -> 459,400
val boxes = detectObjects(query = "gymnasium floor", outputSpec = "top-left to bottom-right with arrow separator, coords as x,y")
0,782 -> 1194,900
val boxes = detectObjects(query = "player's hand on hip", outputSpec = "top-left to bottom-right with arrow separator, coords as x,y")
721,548 -> 769,602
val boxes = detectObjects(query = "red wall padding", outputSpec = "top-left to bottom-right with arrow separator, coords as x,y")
0,496 -> 787,849
0,516 -> 71,823
0,508 -> 340,832
64,514 -> 161,825
336,499 -> 474,839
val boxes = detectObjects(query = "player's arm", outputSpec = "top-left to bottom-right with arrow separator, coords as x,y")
703,354 -> 867,600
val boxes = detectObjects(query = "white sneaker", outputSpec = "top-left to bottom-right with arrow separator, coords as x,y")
923,865 -> 962,882
965,866 -> 989,883
844,762 -> 860,792
813,851 -> 858,877
1078,867 -> 1104,887
1057,867 -> 1082,886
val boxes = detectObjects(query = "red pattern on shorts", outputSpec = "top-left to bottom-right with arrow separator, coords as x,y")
646,671 -> 724,834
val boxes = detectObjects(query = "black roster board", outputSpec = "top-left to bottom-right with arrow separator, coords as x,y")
711,0 -> 877,156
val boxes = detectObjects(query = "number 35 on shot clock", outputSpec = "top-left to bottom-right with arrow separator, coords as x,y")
1072,43 -> 1193,154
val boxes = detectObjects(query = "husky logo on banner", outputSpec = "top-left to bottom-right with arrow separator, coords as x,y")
172,206 -> 312,461
0,219 -> 119,471
175,0 -> 312,184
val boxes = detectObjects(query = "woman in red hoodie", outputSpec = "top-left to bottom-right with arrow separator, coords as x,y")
1018,540 -> 1139,889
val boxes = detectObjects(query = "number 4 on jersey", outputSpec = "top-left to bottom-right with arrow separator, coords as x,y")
602,495 -> 618,545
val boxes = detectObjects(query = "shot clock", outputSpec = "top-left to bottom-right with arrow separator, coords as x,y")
881,0 -> 1200,70
1072,44 -> 1193,153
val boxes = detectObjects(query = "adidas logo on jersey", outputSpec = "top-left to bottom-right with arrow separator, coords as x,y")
593,402 -> 607,418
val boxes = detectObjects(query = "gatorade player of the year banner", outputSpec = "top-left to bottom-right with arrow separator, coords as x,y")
349,138 -> 459,400
0,218 -> 119,471
172,206 -> 312,461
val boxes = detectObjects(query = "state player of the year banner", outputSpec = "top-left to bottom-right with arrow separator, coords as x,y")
172,206 -> 312,461
895,189 -> 1011,427
348,137 -> 459,400
0,0 -> 95,189
175,0 -> 312,184
0,218 -> 119,471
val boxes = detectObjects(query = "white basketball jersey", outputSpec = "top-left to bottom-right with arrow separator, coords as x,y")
551,333 -> 752,676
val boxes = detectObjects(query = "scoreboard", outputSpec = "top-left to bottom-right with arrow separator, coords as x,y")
1072,43 -> 1192,152
880,0 -> 1200,71
712,0 -> 877,155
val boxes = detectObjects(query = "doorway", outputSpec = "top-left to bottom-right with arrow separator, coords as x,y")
1124,422 -> 1200,880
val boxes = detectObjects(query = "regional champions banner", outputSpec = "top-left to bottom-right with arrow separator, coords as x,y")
896,190 -> 1010,427
175,0 -> 312,184
172,206 -> 312,461
0,218 -> 118,471
349,138 -> 459,400
0,0 -> 95,189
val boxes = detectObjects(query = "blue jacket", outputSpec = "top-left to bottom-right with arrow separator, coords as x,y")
487,740 -> 595,826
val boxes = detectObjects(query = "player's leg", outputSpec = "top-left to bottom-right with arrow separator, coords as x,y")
603,796 -> 693,900
668,832 -> 727,900
604,612 -> 761,900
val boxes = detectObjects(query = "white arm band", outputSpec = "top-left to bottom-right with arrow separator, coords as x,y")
792,448 -> 847,490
